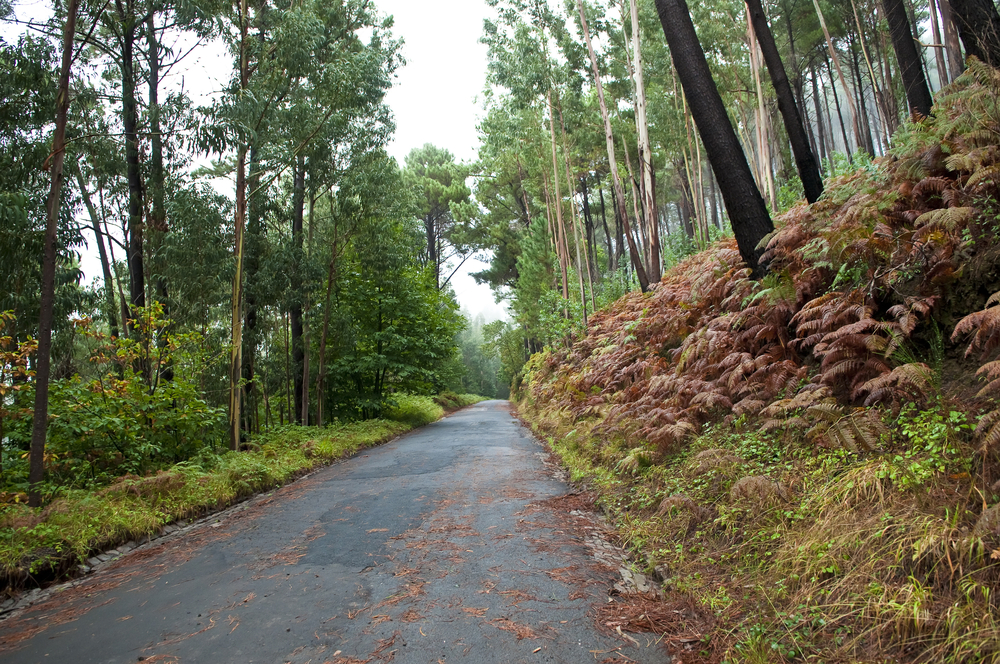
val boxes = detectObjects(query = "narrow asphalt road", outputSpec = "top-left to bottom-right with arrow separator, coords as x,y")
0,400 -> 670,663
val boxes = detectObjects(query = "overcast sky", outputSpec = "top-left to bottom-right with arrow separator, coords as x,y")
3,0 -> 507,322
376,0 -> 507,322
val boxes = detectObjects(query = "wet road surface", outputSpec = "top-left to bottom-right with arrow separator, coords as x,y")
0,400 -> 670,663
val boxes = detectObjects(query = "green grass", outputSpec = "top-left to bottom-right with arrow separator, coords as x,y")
0,393 -> 487,590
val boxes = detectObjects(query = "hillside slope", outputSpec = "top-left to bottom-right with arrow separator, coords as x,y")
518,62 -> 1000,663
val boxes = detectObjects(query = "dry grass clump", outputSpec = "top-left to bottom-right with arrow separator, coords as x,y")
729,475 -> 791,505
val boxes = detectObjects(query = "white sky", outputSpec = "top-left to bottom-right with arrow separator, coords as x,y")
3,0 -> 508,322
376,0 -> 507,322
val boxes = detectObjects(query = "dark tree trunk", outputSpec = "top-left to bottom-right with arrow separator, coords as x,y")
745,0 -> 824,203
882,0 -> 934,116
118,0 -> 145,330
949,0 -> 1000,68
30,0 -> 78,507
290,158 -> 305,425
655,0 -> 774,276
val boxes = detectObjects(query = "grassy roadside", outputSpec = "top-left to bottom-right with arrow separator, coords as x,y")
517,395 -> 998,663
0,393 -> 486,594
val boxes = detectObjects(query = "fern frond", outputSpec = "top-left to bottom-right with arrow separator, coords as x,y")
952,293 -> 1000,359
914,207 -> 975,230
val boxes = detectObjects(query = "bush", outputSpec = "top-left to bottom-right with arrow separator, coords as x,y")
385,394 -> 444,427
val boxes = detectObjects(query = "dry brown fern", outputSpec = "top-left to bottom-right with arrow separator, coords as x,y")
951,291 -> 1000,360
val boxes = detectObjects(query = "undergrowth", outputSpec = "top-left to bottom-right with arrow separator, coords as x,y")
517,63 -> 1000,663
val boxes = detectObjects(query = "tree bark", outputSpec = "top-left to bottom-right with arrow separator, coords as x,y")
745,0 -> 823,203
577,0 -> 650,291
629,0 -> 660,282
654,0 -> 774,276
883,0 -> 934,116
939,0 -> 965,79
949,0 -> 1000,68
929,0 -> 949,87
30,0 -> 78,506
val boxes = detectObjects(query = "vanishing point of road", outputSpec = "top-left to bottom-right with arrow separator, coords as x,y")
0,401 -> 670,663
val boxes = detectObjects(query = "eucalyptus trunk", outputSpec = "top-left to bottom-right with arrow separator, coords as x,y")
629,0 -> 660,282
577,0 -> 650,292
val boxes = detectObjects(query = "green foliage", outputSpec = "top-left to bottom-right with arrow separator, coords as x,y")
384,394 -> 445,427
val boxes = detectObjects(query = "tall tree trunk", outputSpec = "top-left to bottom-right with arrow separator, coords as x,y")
577,0 -> 650,291
146,11 -> 172,383
228,0 -> 249,451
118,0 -> 145,334
848,33 -> 877,155
949,0 -> 1000,68
811,65 -> 829,168
812,0 -> 863,145
745,0 -> 823,203
75,170 -> 120,339
580,177 -> 598,279
290,157 -> 306,424
544,96 -> 571,303
629,0 -> 660,282
826,53 -> 853,156
939,0 -> 965,79
883,0 -> 934,116
557,101 -> 593,320
850,0 -> 890,152
597,176 -> 615,271
655,0 -> 774,276
30,0 -> 78,506
929,0 -> 949,87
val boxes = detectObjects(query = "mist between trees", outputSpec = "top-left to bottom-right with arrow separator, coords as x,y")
2,0 -> 999,505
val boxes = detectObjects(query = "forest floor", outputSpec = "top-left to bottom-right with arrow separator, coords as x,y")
0,400 -> 670,664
